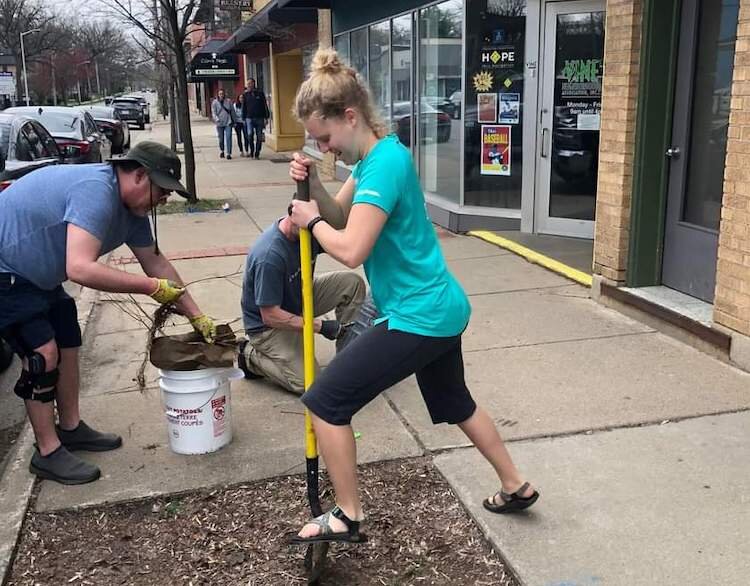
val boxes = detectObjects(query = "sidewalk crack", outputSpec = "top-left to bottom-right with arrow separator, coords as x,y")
463,330 -> 656,354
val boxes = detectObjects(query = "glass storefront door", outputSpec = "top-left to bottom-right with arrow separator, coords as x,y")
661,0 -> 739,302
536,0 -> 605,238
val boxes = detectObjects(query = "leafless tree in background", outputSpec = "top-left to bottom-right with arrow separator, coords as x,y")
103,0 -> 202,202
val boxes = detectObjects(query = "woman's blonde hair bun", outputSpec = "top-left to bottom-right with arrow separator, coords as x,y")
311,48 -> 344,76
293,48 -> 387,138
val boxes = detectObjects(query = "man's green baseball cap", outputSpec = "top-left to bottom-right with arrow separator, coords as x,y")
109,141 -> 190,198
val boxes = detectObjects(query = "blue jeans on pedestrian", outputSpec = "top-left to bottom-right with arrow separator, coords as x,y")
217,125 -> 232,156
244,118 -> 265,157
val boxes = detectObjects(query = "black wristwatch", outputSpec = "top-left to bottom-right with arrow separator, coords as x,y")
307,216 -> 324,232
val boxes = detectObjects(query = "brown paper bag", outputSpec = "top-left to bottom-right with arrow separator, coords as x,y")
149,324 -> 236,371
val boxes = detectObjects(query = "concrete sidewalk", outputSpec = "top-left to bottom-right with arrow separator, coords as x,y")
3,117 -> 749,585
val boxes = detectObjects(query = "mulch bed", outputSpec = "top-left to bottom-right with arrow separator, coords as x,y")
8,458 -> 517,586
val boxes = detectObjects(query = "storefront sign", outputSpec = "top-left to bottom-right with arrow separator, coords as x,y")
556,58 -> 602,130
478,93 -> 497,123
0,72 -> 15,95
481,49 -> 515,66
480,125 -> 511,176
189,53 -> 239,80
499,93 -> 519,124
219,0 -> 253,9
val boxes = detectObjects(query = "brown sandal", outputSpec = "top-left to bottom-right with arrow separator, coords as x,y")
483,482 -> 539,514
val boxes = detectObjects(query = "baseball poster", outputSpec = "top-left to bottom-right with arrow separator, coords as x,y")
480,125 -> 511,176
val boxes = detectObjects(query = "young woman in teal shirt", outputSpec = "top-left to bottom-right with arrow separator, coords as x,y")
287,48 -> 538,545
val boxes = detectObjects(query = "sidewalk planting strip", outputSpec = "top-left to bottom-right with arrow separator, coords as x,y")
0,285 -> 102,583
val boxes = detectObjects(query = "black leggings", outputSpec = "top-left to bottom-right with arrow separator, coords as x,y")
234,123 -> 247,152
301,321 -> 476,426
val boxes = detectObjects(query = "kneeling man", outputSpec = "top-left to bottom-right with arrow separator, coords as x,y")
239,212 -> 365,394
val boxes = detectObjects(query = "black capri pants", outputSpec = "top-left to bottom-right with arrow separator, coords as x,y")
302,321 -> 477,426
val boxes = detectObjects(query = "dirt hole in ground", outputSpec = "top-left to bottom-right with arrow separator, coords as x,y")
9,458 -> 518,586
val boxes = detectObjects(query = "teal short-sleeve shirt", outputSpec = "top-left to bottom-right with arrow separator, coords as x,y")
351,135 -> 471,337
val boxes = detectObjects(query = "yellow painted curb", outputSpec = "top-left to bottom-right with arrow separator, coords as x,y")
468,230 -> 593,288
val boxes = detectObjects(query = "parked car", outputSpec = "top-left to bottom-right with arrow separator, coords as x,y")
449,91 -> 462,119
86,105 -> 130,154
123,94 -> 150,125
5,106 -> 112,164
422,95 -> 456,118
551,105 -> 599,184
0,112 -> 62,192
112,97 -> 145,129
388,101 -> 452,145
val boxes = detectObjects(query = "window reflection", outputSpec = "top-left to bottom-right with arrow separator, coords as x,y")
334,34 -> 350,65
392,15 -> 413,148
351,28 -> 368,79
682,0 -> 739,230
419,0 -> 463,203
369,22 -> 391,127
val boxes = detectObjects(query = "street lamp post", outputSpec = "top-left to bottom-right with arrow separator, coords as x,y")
20,28 -> 40,106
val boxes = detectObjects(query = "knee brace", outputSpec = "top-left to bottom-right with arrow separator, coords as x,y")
14,352 -> 58,403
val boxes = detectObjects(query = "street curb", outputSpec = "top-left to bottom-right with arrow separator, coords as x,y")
0,425 -> 35,586
433,455 -> 526,586
468,230 -> 593,288
0,284 -> 100,585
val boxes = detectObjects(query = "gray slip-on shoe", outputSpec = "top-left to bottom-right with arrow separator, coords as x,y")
57,420 -> 123,452
29,445 -> 101,485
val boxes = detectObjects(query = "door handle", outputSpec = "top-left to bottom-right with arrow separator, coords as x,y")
665,146 -> 681,158
541,128 -> 550,158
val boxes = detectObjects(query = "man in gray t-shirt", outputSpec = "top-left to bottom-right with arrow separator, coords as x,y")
239,214 -> 365,394
0,141 -> 215,485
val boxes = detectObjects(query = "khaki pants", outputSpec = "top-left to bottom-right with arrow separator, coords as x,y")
243,271 -> 366,395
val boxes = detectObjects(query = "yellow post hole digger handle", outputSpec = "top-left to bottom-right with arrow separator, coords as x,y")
297,177 -> 318,461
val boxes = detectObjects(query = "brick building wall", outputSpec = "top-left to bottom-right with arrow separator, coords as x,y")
592,0 -> 643,282
715,1 -> 750,337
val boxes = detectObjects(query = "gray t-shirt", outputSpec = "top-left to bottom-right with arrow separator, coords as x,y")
241,220 -> 321,333
0,163 -> 153,290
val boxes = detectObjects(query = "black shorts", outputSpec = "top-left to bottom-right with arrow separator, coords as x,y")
0,273 -> 81,357
302,321 -> 477,426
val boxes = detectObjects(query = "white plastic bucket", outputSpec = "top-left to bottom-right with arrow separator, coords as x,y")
158,367 -> 244,455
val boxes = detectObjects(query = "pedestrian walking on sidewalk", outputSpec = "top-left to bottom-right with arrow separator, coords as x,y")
0,142 -> 216,485
241,78 -> 269,159
286,48 -> 538,545
233,95 -> 249,157
212,88 -> 236,160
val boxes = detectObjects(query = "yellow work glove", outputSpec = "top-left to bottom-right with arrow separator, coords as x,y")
189,314 -> 217,343
149,278 -> 185,305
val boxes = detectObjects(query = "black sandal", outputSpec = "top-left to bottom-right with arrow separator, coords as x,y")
483,482 -> 539,514
288,506 -> 368,545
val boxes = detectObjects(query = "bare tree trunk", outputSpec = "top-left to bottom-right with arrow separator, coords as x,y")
172,36 -> 197,202
162,3 -> 197,203
168,78 -> 176,152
